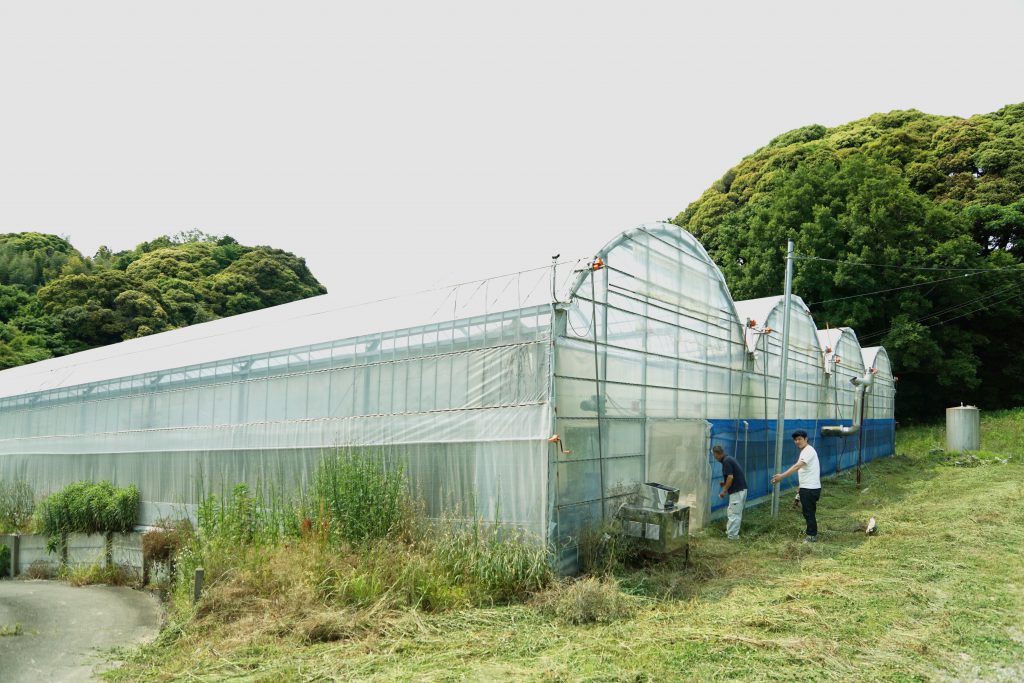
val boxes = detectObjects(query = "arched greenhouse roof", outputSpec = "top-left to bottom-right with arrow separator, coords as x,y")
816,327 -> 866,375
569,223 -> 741,326
733,295 -> 813,354
0,224 -> 711,401
861,346 -> 892,376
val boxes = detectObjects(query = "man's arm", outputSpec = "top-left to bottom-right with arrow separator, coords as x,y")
770,460 -> 805,485
719,474 -> 734,498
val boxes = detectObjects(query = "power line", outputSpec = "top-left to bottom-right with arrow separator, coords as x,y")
805,269 -> 1010,306
906,288 -> 1023,333
857,281 -> 1023,344
858,283 -> 1019,342
796,256 -> 1024,273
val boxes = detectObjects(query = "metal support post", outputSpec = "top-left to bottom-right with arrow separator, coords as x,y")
771,240 -> 795,517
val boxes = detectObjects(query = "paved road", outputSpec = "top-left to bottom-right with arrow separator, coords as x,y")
0,580 -> 161,682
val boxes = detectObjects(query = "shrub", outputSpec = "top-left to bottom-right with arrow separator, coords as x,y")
0,480 -> 35,533
34,481 -> 140,555
22,560 -> 53,580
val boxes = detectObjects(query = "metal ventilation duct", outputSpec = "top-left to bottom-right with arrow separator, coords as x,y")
821,371 -> 875,437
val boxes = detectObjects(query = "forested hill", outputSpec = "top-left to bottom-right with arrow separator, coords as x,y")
0,231 -> 326,370
674,103 -> 1024,419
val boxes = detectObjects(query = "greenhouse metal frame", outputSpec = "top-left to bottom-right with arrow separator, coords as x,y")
0,223 -> 895,570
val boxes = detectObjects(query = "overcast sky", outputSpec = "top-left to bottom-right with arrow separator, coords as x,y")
2,1 -> 1022,298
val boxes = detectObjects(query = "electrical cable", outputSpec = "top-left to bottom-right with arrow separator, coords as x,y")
857,282 -> 1024,344
796,256 -> 1024,273
857,280 -> 1022,338
805,268 -> 1018,306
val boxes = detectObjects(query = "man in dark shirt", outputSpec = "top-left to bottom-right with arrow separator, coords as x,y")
713,445 -> 748,540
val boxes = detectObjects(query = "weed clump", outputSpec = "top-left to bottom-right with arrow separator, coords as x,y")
142,518 -> 193,585
168,448 -> 553,653
61,563 -> 134,587
21,560 -> 54,580
0,480 -> 35,533
310,451 -> 414,545
432,519 -> 552,604
534,576 -> 635,625
931,449 -> 1016,468
577,520 -> 643,575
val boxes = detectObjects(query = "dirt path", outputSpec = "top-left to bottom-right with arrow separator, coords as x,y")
0,580 -> 161,682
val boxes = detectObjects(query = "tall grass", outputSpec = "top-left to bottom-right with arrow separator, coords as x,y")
0,479 -> 35,533
168,448 -> 551,632
309,450 -> 414,544
432,517 -> 552,603
196,482 -> 299,546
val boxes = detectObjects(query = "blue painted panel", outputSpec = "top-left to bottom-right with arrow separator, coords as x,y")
706,418 -> 896,511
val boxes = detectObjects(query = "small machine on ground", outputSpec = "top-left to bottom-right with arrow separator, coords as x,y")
615,482 -> 689,562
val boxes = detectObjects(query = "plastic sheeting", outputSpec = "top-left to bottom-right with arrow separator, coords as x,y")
551,225 -> 748,564
862,347 -> 896,419
0,222 -> 897,562
817,328 -> 867,421
0,299 -> 556,537
735,295 -> 827,420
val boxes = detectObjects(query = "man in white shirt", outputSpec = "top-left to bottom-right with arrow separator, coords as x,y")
771,429 -> 821,543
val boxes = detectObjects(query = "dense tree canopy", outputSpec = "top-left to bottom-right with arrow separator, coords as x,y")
675,103 -> 1024,419
0,231 -> 326,370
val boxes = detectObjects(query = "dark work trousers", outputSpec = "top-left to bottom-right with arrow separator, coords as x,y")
798,487 -> 821,537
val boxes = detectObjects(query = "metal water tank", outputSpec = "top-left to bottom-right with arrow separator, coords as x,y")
946,405 -> 980,451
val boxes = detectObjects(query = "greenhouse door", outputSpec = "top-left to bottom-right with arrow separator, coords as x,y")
646,419 -> 711,531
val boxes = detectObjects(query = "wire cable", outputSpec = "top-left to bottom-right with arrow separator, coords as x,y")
796,256 -> 1024,273
864,281 -> 1020,335
857,282 -> 1023,344
852,281 -> 1021,343
805,268 -> 1021,306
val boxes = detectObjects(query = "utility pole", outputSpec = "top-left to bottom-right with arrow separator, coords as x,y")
771,240 -> 795,517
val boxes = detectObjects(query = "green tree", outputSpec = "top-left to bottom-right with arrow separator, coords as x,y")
34,270 -> 170,347
675,103 -> 1024,419
0,230 -> 328,371
0,233 -> 84,291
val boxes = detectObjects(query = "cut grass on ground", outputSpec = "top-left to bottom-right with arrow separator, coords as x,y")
106,410 -> 1024,682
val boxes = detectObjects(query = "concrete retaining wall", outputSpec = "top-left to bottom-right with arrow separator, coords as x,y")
0,532 -> 143,577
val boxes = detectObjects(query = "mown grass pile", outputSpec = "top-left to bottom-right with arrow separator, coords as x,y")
108,412 -> 1024,682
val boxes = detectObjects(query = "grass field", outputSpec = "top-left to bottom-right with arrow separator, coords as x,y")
108,410 -> 1024,682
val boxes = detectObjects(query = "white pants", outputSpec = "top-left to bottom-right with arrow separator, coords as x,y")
726,489 -> 747,539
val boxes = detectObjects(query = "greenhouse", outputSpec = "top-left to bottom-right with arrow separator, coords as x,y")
723,295 -> 829,508
0,223 -> 896,570
705,301 -> 898,515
